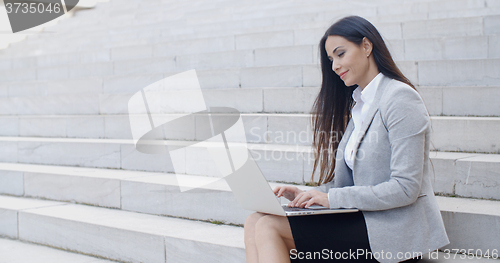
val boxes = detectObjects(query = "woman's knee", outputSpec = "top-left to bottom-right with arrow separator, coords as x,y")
244,212 -> 268,244
255,215 -> 294,242
254,214 -> 282,237
245,212 -> 267,230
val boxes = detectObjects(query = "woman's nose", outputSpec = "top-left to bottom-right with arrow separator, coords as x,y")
331,61 -> 339,72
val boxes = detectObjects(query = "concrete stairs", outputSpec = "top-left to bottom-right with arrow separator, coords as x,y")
0,237 -> 116,263
0,0 -> 499,261
0,168 -> 499,262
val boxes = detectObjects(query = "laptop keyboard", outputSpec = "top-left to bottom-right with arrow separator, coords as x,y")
282,204 -> 330,211
283,206 -> 313,212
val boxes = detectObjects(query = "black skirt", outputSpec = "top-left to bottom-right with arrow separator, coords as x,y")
287,211 -> 421,262
287,211 -> 377,262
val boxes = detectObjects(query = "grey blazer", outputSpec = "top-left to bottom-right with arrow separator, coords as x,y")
314,74 -> 449,262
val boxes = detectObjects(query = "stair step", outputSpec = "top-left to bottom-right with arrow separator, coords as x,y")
438,196 -> 500,252
0,238 -> 116,263
0,193 -> 498,262
0,114 -> 499,153
1,78 -> 499,116
418,86 -> 500,116
5,33 -> 500,72
0,157 -> 499,223
0,137 -> 499,198
1,59 -> 500,89
0,195 -> 245,263
3,11 -> 500,58
0,161 -> 307,223
6,6 -> 500,54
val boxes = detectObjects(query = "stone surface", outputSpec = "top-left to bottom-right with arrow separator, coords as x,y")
196,68 -> 241,89
418,59 -> 500,86
121,174 -> 252,224
15,197 -> 245,263
203,88 -> 263,113
441,86 -> 500,116
111,45 -> 153,61
19,117 -> 66,138
37,53 -> 79,68
0,171 -> 23,196
488,35 -> 500,58
454,154 -> 500,199
1,136 -> 499,197
103,73 -> 163,94
396,60 -> 419,85
67,116 -> 105,139
0,238 -> 115,263
484,15 -> 500,35
240,65 -> 302,88
302,64 -> 322,87
17,140 -> 122,169
0,94 -> 99,115
36,67 -> 69,81
264,87 -> 319,113
254,45 -> 313,67
0,192 -> 499,262
437,196 -> 500,252
24,172 -> 121,208
0,117 -> 19,136
0,141 -> 18,163
120,143 -> 177,173
0,195 -> 65,239
235,31 -> 294,50
402,17 -> 483,39
267,114 -> 312,145
239,114 -> 268,143
113,58 -> 176,76
153,36 -> 235,57
177,49 -> 254,71
429,151 -> 480,196
417,86 -> 443,116
430,117 -> 500,153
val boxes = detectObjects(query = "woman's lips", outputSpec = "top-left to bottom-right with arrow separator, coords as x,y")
340,71 -> 348,79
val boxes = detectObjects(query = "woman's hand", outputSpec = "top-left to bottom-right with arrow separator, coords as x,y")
289,189 -> 329,208
273,185 -> 304,201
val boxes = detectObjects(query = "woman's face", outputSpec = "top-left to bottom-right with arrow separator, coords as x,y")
324,35 -> 373,89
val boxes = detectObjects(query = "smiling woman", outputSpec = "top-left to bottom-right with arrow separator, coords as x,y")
325,35 -> 380,89
243,15 -> 449,263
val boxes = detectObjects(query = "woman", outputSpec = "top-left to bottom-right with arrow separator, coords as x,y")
244,16 -> 449,263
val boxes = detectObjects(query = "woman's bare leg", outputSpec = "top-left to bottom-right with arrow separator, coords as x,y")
244,212 -> 267,263
255,214 -> 296,263
244,212 -> 296,263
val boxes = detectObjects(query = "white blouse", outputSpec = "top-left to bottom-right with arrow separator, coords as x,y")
344,72 -> 384,171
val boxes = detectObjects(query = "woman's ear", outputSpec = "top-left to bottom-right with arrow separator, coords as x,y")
362,37 -> 373,56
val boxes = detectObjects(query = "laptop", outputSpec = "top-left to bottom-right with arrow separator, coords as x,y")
224,150 -> 358,217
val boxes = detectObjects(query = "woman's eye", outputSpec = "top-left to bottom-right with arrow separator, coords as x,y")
338,52 -> 344,57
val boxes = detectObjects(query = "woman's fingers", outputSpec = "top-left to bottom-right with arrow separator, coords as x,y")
274,186 -> 298,198
289,190 -> 329,208
274,186 -> 307,202
273,186 -> 283,196
274,187 -> 285,198
274,186 -> 287,197
277,187 -> 286,198
290,191 -> 311,207
304,198 -> 316,208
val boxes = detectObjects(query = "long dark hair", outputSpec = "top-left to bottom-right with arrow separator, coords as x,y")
310,15 -> 417,186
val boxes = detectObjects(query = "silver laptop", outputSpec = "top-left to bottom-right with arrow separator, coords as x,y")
224,150 -> 358,217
